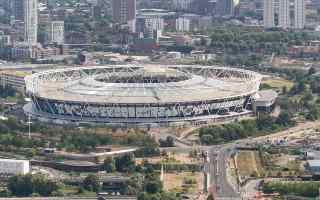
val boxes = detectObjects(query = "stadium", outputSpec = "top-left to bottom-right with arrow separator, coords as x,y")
24,65 -> 262,127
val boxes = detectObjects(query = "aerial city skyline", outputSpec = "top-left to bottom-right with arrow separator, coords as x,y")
0,0 -> 320,200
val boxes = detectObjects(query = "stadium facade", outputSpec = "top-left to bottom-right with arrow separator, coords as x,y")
24,65 -> 262,127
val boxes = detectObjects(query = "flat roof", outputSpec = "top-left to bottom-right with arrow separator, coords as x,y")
308,160 -> 320,167
255,90 -> 278,102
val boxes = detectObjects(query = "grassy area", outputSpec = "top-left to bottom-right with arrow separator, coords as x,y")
262,78 -> 294,91
236,150 -> 264,178
163,172 -> 201,194
59,185 -> 96,197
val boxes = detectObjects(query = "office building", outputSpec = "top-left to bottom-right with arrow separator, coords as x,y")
112,0 -> 136,24
24,0 -> 38,44
47,21 -> 64,44
11,0 -> 24,21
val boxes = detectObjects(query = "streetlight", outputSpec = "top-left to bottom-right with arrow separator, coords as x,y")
27,114 -> 32,139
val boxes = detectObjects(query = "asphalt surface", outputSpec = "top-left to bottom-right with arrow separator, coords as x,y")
208,144 -> 240,200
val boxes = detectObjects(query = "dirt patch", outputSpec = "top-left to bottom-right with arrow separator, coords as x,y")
163,172 -> 202,194
236,150 -> 264,178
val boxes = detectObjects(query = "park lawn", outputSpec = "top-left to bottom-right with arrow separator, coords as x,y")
236,150 -> 264,178
262,78 -> 294,91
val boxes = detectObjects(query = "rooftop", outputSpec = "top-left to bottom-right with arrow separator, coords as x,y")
25,65 -> 262,104
308,160 -> 320,167
255,90 -> 278,102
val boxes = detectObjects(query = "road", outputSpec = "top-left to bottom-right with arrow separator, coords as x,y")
208,144 -> 240,200
207,120 -> 320,200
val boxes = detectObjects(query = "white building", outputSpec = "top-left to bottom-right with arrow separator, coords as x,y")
294,0 -> 305,29
172,0 -> 193,11
263,0 -> 275,28
279,0 -> 290,29
264,0 -> 305,29
136,15 -> 164,39
47,21 -> 64,45
0,159 -> 30,175
24,0 -> 38,44
176,17 -> 190,32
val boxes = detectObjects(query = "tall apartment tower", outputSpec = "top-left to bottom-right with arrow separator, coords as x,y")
112,0 -> 136,24
263,0 -> 305,29
279,0 -> 290,29
24,0 -> 38,45
263,0 -> 276,28
294,0 -> 305,29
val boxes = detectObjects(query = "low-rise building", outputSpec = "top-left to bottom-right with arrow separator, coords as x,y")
0,159 -> 30,175
253,90 -> 278,113
0,70 -> 30,91
307,160 -> 320,173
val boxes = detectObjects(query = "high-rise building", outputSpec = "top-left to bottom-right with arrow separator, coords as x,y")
263,0 -> 305,29
294,0 -> 305,29
112,0 -> 136,24
24,0 -> 38,44
46,21 -> 64,45
279,0 -> 290,28
11,0 -> 24,21
263,0 -> 275,28
216,0 -> 239,17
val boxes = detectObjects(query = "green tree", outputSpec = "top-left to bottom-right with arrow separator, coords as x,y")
104,157 -> 116,173
8,174 -> 59,197
83,174 -> 100,192
115,153 -> 136,173
276,111 -> 292,126
207,193 -> 215,200
8,175 -> 33,197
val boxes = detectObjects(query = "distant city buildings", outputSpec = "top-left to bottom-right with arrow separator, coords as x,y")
11,0 -> 24,21
24,0 -> 38,44
46,21 -> 64,45
263,0 -> 275,28
112,0 -> 136,32
0,31 -> 11,46
216,0 -> 239,17
263,0 -> 305,29
176,17 -> 191,32
172,0 -> 193,11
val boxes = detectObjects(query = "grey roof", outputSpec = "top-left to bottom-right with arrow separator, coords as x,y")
255,90 -> 278,102
308,160 -> 320,167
